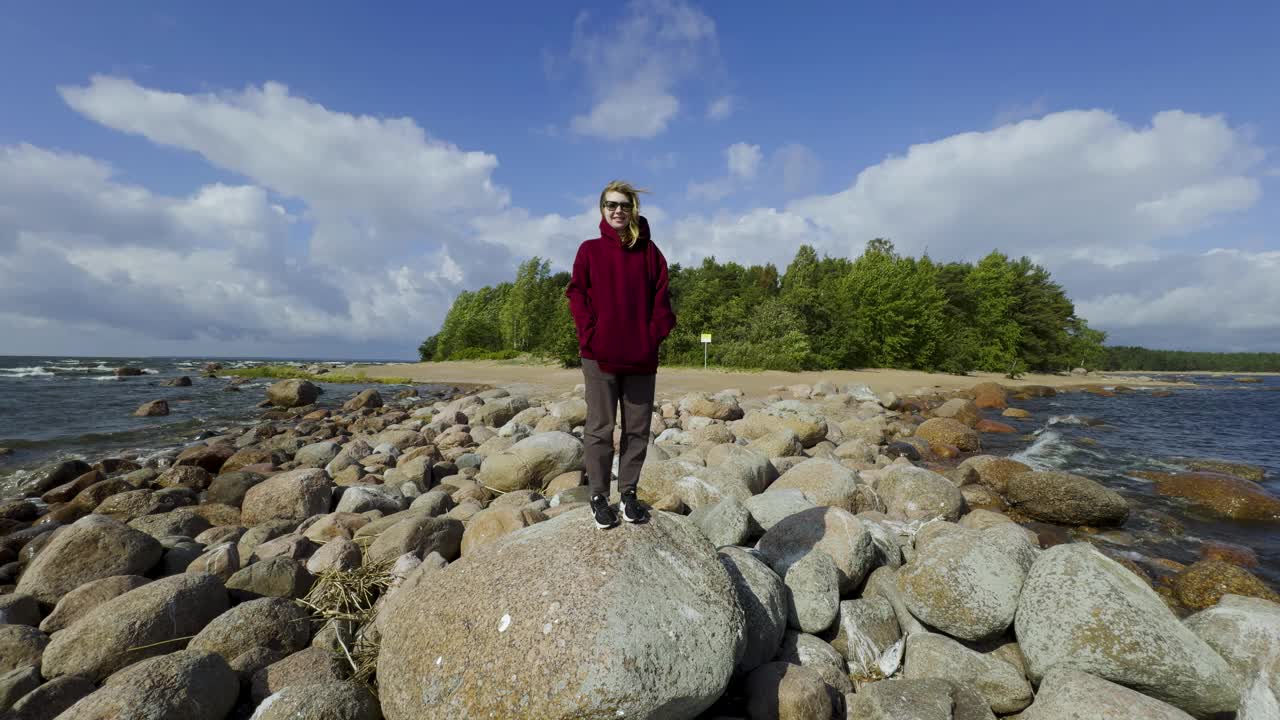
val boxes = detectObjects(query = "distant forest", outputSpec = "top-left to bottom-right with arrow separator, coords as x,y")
1102,347 -> 1280,372
419,240 -> 1109,374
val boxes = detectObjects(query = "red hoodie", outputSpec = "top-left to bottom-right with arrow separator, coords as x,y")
565,215 -> 677,375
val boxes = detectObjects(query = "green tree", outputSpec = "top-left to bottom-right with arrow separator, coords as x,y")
964,252 -> 1022,372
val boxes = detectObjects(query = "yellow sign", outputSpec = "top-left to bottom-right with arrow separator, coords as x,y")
700,333 -> 712,343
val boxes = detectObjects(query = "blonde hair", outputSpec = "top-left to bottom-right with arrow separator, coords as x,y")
599,180 -> 648,248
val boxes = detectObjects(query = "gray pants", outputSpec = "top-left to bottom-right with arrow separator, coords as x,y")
581,358 -> 656,497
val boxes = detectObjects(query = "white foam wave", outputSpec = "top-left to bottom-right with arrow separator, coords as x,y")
1010,429 -> 1071,470
0,366 -> 54,377
1047,414 -> 1088,426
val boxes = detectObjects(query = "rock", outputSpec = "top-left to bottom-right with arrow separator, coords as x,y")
903,632 -> 1033,714
1005,471 -> 1129,526
547,397 -> 589,426
38,575 -> 150,634
844,677 -> 995,720
13,459 -> 92,497
1002,407 -> 1031,419
41,573 -> 228,682
875,465 -> 964,522
734,407 -> 828,448
933,398 -> 981,426
474,431 -> 584,493
705,444 -> 776,495
1155,472 -> 1280,521
745,661 -> 832,720
862,566 -> 927,637
766,459 -> 866,514
975,419 -> 1016,434
1186,593 -> 1280,671
971,383 -> 1008,410
377,508 -> 744,719
174,443 -> 236,474
781,549 -> 840,633
0,666 -> 41,712
1018,667 -> 1196,719
133,399 -> 169,417
365,515 -> 464,565
225,557 -> 315,601
0,594 -> 41,626
757,506 -> 876,594
189,597 -> 312,662
0,626 -> 48,673
237,520 -> 297,561
249,646 -> 347,703
295,441 -> 342,468
1015,543 -> 1241,717
241,468 -> 333,526
205,471 -> 266,507
746,428 -> 805,458
342,388 -> 384,411
187,542 -> 239,581
16,516 -> 162,606
1172,560 -> 1279,610
957,455 -> 1031,494
743,490 -> 818,537
155,465 -> 212,492
6,674 -> 95,720
829,596 -> 901,681
899,524 -> 1037,641
127,507 -> 211,539
689,496 -> 752,547
718,547 -> 788,676
250,680 -> 382,720
913,418 -> 981,452
266,379 -> 320,408
307,536 -> 363,573
1182,458 -> 1266,483
336,485 -> 405,515
162,375 -> 193,387
683,392 -> 744,421
51,649 -> 237,720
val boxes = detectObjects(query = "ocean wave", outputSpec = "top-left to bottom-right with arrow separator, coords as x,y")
1009,429 -> 1071,470
1047,414 -> 1088,426
0,366 -> 54,377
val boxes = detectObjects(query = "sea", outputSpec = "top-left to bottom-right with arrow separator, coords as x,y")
1,356 -> 1276,585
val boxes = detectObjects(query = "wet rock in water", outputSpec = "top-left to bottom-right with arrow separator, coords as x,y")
1154,472 -> 1280,521
16,459 -> 92,497
913,418 -> 981,452
16,516 -> 162,606
266,379 -> 320,408
343,388 -> 384,411
250,681 -> 382,720
1198,539 -> 1259,568
114,367 -> 145,377
51,649 -> 237,720
1017,668 -> 1197,719
161,375 -> 193,387
971,382 -> 1008,410
377,508 -> 744,719
898,523 -> 1037,642
1182,458 -> 1266,483
1004,470 -> 1129,526
41,572 -> 228,682
932,398 -> 981,427
1171,560 -> 1280,610
1001,407 -> 1031,419
975,419 -> 1016,434
1015,543 -> 1241,718
845,677 -> 995,720
957,455 -> 1032,495
0,625 -> 48,673
133,399 -> 169,417
902,632 -> 1033,714
6,673 -> 96,720
745,661 -> 832,720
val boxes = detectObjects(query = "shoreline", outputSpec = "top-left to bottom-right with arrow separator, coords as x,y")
361,360 -> 1190,401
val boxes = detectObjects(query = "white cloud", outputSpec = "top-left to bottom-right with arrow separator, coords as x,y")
707,95 -> 733,121
567,0 -> 720,139
993,96 -> 1049,127
773,143 -> 822,195
726,142 -> 762,179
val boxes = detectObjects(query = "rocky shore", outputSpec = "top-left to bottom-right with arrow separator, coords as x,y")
1,376 -> 1277,719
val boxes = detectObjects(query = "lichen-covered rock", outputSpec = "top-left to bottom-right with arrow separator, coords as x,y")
756,506 -> 876,594
249,680 -> 382,720
377,508 -> 745,719
1015,543 -> 1241,718
1004,470 -> 1129,526
913,418 -> 980,452
474,431 -> 584,493
745,661 -> 831,720
765,459 -> 866,514
41,573 -> 228,682
1184,594 -> 1280,692
1154,472 -> 1280,521
51,649 -> 237,720
0,626 -> 48,673
189,597 -> 312,662
15,516 -> 162,606
903,632 -> 1033,714
1017,668 -> 1196,720
1172,560 -> 1280,610
875,465 -> 964,522
844,677 -> 995,720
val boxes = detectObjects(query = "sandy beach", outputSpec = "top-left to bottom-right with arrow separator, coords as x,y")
362,360 -> 1185,400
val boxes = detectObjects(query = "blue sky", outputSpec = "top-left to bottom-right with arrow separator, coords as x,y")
2,2 -> 1278,359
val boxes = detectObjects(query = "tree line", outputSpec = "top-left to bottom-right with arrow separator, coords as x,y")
1101,347 -> 1280,372
419,240 -> 1114,375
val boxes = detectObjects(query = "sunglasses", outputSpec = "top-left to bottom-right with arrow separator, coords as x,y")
602,201 -> 634,212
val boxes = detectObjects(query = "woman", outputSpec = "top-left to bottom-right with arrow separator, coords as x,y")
565,180 -> 677,529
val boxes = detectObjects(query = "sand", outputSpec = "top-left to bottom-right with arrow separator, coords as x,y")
361,360 -> 1186,401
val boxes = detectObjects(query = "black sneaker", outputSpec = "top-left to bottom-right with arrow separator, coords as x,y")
590,493 -> 619,529
619,490 -> 649,523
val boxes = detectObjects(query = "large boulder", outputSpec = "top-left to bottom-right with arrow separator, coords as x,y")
189,597 -> 312,662
5,674 -> 95,719
899,524 -> 1036,641
932,398 -> 981,426
682,392 -> 744,421
266,379 -> 320,408
241,468 -> 333,526
718,547 -> 788,676
365,515 -> 464,565
756,506 -> 877,594
636,460 -> 753,510
1018,668 -> 1196,720
743,490 -> 817,537
957,455 -> 1031,494
829,596 -> 902,681
474,431 -> 584,493
766,459 -> 866,514
39,575 -> 150,634
225,557 -> 314,601
1172,560 -> 1280,610
875,465 -> 964,522
459,506 -> 545,555
705,444 -> 776,495
1005,471 -> 1129,526
844,677 -> 995,720
1184,594 -> 1280,692
50,649 -> 237,720
41,573 -> 228,682
970,383 -> 1008,410
733,408 -> 828,448
249,681 -> 382,720
903,632 -> 1033,714
913,418 -> 980,452
377,508 -> 745,719
1015,543 -> 1241,718
0,626 -> 48,673
15,516 -> 162,606
744,661 -> 831,720
1154,472 -> 1280,521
